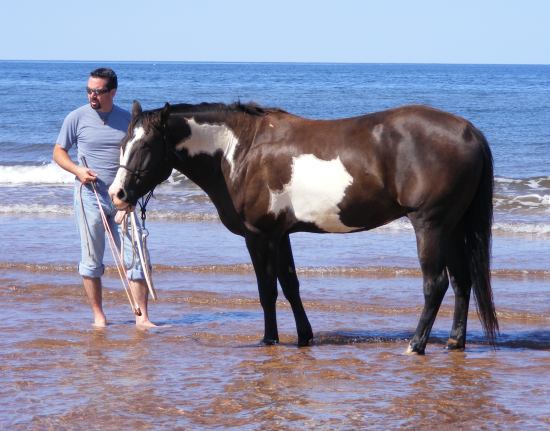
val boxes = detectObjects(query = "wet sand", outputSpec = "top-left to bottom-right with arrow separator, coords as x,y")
2,267 -> 550,430
2,215 -> 550,429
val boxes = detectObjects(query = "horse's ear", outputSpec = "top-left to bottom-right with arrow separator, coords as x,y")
132,100 -> 143,118
161,102 -> 171,124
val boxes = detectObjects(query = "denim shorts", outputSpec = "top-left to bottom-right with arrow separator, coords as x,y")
74,180 -> 146,280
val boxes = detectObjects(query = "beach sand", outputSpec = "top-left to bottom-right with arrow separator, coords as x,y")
2,260 -> 550,429
2,212 -> 550,429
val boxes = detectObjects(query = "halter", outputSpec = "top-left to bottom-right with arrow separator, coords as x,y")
117,163 -> 148,182
118,122 -> 172,226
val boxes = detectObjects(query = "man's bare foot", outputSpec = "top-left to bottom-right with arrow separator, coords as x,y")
136,318 -> 157,329
92,316 -> 107,327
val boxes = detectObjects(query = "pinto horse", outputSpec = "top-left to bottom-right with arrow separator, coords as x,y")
109,101 -> 498,354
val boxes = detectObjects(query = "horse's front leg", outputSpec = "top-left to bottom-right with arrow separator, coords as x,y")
245,233 -> 279,345
277,234 -> 313,347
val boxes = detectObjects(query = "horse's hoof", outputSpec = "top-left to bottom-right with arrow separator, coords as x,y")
297,337 -> 313,347
404,345 -> 425,355
261,337 -> 279,346
445,339 -> 465,351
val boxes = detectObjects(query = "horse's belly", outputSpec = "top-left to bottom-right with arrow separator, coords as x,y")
267,154 -> 362,233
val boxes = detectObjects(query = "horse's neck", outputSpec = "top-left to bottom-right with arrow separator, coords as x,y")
170,112 -> 257,234
173,148 -> 246,235
175,111 -> 257,177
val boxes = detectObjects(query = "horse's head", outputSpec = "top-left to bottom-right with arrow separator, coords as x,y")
109,100 -> 174,210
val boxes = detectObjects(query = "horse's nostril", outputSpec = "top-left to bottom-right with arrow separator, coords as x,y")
116,188 -> 127,201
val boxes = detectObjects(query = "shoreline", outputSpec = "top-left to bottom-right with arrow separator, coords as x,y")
2,261 -> 550,280
1,215 -> 550,270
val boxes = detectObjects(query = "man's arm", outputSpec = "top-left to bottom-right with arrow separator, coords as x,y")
53,144 -> 97,184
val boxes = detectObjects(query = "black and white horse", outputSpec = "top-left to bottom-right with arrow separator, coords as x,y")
109,101 -> 498,354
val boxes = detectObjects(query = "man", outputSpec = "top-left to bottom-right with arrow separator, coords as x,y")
53,67 -> 155,328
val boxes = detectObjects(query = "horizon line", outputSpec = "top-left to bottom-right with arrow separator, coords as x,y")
1,59 -> 549,67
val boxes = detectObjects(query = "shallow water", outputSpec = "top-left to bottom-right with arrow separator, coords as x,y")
2,268 -> 550,430
1,61 -> 550,429
3,216 -> 550,431
1,211 -> 550,430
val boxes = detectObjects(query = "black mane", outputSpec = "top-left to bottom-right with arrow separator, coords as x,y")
133,101 -> 285,132
169,101 -> 286,117
134,102 -> 288,131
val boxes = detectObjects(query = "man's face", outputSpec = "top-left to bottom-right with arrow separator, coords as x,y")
86,76 -> 115,111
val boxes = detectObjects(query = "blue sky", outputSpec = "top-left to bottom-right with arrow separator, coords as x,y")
2,0 -> 549,64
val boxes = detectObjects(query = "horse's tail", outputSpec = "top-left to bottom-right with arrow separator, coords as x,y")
463,131 -> 499,345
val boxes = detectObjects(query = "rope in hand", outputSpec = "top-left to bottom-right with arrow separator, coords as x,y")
80,157 -> 142,316
131,211 -> 157,300
118,210 -> 158,301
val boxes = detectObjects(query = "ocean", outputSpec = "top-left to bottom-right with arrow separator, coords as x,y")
1,61 -> 550,429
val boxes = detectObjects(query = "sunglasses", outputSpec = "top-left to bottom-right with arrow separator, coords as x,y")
86,87 -> 111,95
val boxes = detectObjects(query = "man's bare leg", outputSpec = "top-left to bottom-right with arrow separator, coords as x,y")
130,280 -> 156,328
83,276 -> 107,327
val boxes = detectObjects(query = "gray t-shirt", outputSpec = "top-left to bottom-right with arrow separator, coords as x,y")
57,104 -> 131,186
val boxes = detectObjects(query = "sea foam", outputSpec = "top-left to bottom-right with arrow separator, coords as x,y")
0,163 -> 74,184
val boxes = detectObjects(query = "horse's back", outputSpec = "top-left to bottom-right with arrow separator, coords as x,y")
368,105 -> 488,212
239,105 -> 488,234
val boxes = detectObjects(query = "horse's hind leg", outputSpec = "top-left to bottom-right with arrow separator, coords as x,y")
445,228 -> 472,350
245,233 -> 279,345
277,234 -> 313,347
407,223 -> 450,355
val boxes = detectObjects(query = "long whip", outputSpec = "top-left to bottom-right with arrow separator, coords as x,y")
80,157 -> 142,316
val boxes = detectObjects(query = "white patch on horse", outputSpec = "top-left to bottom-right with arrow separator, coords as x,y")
268,154 -> 358,233
109,125 -> 145,196
175,118 -> 240,177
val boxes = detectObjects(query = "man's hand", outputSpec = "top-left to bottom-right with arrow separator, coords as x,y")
75,166 -> 98,185
53,144 -> 98,185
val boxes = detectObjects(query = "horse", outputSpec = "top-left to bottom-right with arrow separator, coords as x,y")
109,100 -> 498,354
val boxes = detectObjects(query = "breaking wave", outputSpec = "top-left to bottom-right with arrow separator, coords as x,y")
1,166 -> 548,236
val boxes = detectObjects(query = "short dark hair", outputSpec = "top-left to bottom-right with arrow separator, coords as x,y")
90,67 -> 118,90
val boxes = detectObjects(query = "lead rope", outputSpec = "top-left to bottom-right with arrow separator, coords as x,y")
80,157 -> 141,316
135,190 -> 157,300
115,193 -> 157,301
118,213 -> 136,270
131,211 -> 157,300
79,183 -> 93,257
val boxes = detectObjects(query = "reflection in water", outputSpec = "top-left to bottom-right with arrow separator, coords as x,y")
2,273 -> 550,429
391,352 -> 505,428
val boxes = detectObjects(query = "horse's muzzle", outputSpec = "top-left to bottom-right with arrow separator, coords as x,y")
109,187 -> 135,210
